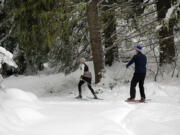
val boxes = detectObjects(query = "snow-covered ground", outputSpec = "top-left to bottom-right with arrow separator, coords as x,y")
1,62 -> 180,135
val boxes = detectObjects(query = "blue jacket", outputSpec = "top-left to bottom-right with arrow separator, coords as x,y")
127,52 -> 147,73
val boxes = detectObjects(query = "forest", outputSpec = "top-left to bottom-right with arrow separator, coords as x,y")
0,0 -> 180,83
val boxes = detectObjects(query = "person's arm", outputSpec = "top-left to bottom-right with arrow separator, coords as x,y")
80,64 -> 85,76
126,55 -> 136,68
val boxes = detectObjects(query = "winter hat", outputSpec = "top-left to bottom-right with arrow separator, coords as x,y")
80,58 -> 86,63
136,45 -> 142,52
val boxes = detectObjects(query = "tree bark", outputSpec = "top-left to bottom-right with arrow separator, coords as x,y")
87,0 -> 104,84
157,0 -> 176,65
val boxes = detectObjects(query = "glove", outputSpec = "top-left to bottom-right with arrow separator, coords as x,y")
80,75 -> 83,80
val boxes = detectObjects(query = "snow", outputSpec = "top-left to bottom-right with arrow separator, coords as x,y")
0,0 -> 4,7
0,47 -> 13,59
0,88 -> 45,135
1,62 -> 180,135
164,3 -> 180,23
0,46 -> 18,68
165,6 -> 175,22
156,25 -> 163,31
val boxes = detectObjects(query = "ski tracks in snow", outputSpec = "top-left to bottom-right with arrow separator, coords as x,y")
98,102 -> 137,135
18,97 -> 180,135
97,99 -> 180,135
20,99 -> 139,135
2,93 -> 180,135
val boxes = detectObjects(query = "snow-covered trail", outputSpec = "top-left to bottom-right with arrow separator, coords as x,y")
1,93 -> 180,135
20,99 -> 132,135
2,73 -> 180,135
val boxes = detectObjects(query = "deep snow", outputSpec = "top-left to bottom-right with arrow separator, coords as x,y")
1,62 -> 180,135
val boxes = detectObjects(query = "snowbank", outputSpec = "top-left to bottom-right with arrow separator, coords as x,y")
0,88 -> 45,135
3,62 -> 95,96
4,61 -> 180,98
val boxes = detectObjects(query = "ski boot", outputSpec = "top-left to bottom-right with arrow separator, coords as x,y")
76,95 -> 82,99
94,95 -> 98,99
126,97 -> 135,102
139,98 -> 145,102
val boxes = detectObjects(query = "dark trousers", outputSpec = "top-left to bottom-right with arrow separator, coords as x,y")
130,73 -> 146,99
78,77 -> 96,96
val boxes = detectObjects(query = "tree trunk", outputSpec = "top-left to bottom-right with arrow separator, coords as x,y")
157,0 -> 176,65
102,0 -> 118,66
87,0 -> 104,84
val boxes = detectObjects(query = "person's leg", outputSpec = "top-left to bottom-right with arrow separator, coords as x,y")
139,74 -> 146,99
130,74 -> 138,99
87,84 -> 97,98
83,77 -> 97,98
78,80 -> 85,98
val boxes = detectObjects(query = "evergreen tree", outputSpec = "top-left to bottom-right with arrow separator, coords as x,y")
157,0 -> 177,65
101,0 -> 118,66
0,0 -> 19,76
48,0 -> 90,73
9,0 -> 64,74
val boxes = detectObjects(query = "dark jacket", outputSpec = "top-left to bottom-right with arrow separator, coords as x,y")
126,52 -> 147,73
80,63 -> 92,78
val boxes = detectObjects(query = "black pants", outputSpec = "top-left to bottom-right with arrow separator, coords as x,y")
130,73 -> 146,99
78,76 -> 96,96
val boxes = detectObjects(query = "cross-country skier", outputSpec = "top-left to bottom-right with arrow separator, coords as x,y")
126,46 -> 147,102
0,47 -> 18,88
76,58 -> 98,99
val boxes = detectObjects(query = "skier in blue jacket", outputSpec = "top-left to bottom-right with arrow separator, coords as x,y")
126,46 -> 147,102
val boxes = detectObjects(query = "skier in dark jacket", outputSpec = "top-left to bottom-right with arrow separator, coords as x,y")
76,58 -> 98,99
126,46 -> 147,102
